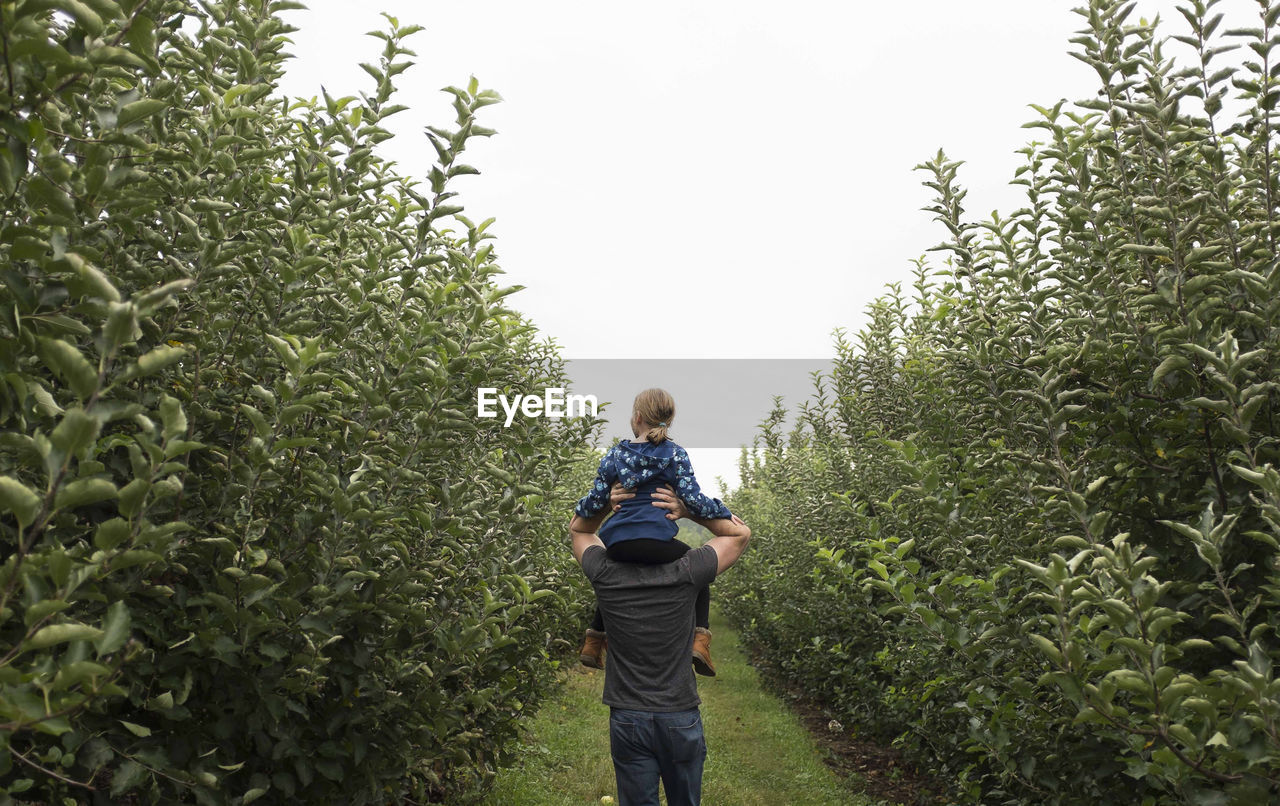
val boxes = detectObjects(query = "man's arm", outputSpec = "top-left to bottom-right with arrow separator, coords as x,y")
649,485 -> 751,575
568,511 -> 607,564
695,515 -> 751,575
570,525 -> 604,564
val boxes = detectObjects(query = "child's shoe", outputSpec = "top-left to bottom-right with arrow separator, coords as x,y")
579,629 -> 607,669
692,627 -> 716,677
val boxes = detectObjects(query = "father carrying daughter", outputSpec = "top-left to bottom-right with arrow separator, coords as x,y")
573,388 -> 739,676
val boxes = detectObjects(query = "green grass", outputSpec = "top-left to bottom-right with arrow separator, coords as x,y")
485,610 -> 878,805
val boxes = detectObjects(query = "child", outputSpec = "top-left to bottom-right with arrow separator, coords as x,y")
572,387 -> 737,676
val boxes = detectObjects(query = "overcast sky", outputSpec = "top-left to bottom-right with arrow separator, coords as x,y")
274,1 -> 1261,494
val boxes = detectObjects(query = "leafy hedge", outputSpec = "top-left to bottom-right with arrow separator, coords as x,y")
0,1 -> 595,803
723,1 -> 1280,803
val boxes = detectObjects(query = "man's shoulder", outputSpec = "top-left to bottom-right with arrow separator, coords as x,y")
687,543 -> 716,562
685,544 -> 718,582
588,546 -> 716,586
580,544 -> 607,579
651,545 -> 718,586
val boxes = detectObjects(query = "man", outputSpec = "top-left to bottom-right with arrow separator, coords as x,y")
569,484 -> 752,806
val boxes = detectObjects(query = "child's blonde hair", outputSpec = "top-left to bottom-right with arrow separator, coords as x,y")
633,388 -> 675,444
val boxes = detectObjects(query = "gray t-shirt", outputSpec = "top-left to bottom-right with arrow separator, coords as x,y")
581,544 -> 719,712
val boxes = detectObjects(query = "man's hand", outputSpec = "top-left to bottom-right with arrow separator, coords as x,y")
649,484 -> 690,521
604,481 -> 750,573
609,482 -> 634,512
610,482 -> 725,522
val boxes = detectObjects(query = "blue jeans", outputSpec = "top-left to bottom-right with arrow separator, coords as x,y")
609,707 -> 706,806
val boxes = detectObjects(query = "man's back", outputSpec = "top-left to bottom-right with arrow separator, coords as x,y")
581,544 -> 719,712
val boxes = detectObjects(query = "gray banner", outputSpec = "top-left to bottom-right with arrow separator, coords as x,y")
563,358 -> 835,449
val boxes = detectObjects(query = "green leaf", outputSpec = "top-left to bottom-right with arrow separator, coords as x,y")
129,345 -> 186,379
103,301 -> 140,353
55,659 -> 111,687
223,83 -> 256,104
94,518 -> 130,550
1182,274 -> 1219,295
54,478 -> 117,510
110,550 -> 162,571
0,476 -> 43,527
31,384 -> 64,416
27,622 -> 104,649
1152,354 -> 1190,384
67,253 -> 121,302
1119,243 -> 1173,258
50,408 -> 101,457
1178,638 -> 1215,652
1229,464 -> 1267,485
1189,397 -> 1232,416
110,759 -> 148,797
95,600 -> 130,655
89,45 -> 147,70
148,691 -> 173,710
190,198 -> 235,213
117,478 -> 149,518
134,279 -> 194,312
159,395 -> 186,440
238,403 -> 270,438
24,598 -> 69,625
1054,535 -> 1091,550
266,334 -> 301,376
117,99 -> 168,129
164,439 -> 204,459
39,338 -> 98,400
62,0 -> 105,34
1029,634 -> 1065,665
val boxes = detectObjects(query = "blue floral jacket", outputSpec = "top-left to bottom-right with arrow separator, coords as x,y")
574,438 -> 733,547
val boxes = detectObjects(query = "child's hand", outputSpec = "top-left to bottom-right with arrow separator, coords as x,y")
609,482 -> 635,512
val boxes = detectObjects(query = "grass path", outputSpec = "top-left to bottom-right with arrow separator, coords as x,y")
485,610 -> 881,805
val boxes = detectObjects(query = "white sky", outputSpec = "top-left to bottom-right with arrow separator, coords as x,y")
274,0 -> 1261,494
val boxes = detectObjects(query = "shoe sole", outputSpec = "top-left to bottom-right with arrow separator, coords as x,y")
580,654 -> 604,669
692,653 -> 716,677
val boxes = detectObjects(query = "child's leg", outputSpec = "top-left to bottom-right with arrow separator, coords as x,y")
580,602 -> 608,669
695,585 -> 710,630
